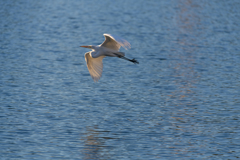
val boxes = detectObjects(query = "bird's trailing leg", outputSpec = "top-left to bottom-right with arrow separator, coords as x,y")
114,53 -> 139,64
120,56 -> 139,64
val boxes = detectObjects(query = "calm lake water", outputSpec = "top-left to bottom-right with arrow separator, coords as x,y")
1,0 -> 240,159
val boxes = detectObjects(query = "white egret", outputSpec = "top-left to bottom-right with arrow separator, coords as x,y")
80,33 -> 138,82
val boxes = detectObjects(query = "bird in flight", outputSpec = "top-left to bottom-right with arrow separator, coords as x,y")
80,33 -> 139,82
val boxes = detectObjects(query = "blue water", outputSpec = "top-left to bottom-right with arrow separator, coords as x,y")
1,0 -> 240,159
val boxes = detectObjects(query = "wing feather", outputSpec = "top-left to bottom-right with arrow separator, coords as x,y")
100,33 -> 131,51
85,52 -> 105,82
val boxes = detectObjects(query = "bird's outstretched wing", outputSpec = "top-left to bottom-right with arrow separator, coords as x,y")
100,34 -> 131,51
85,52 -> 105,82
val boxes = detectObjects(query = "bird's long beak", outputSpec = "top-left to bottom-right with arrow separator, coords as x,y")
80,46 -> 89,48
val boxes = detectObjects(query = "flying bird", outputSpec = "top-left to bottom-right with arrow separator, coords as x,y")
80,33 -> 139,82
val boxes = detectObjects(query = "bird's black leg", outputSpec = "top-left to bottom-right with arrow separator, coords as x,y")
120,56 -> 139,64
113,53 -> 139,64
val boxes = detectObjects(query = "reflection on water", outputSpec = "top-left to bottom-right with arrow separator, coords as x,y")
82,126 -> 108,160
170,0 -> 201,101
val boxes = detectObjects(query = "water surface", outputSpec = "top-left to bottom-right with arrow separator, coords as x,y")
1,0 -> 240,159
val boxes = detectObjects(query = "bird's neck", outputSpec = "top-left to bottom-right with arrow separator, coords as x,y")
91,45 -> 99,51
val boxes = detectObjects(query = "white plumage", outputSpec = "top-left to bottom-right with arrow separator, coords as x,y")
80,33 -> 138,82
